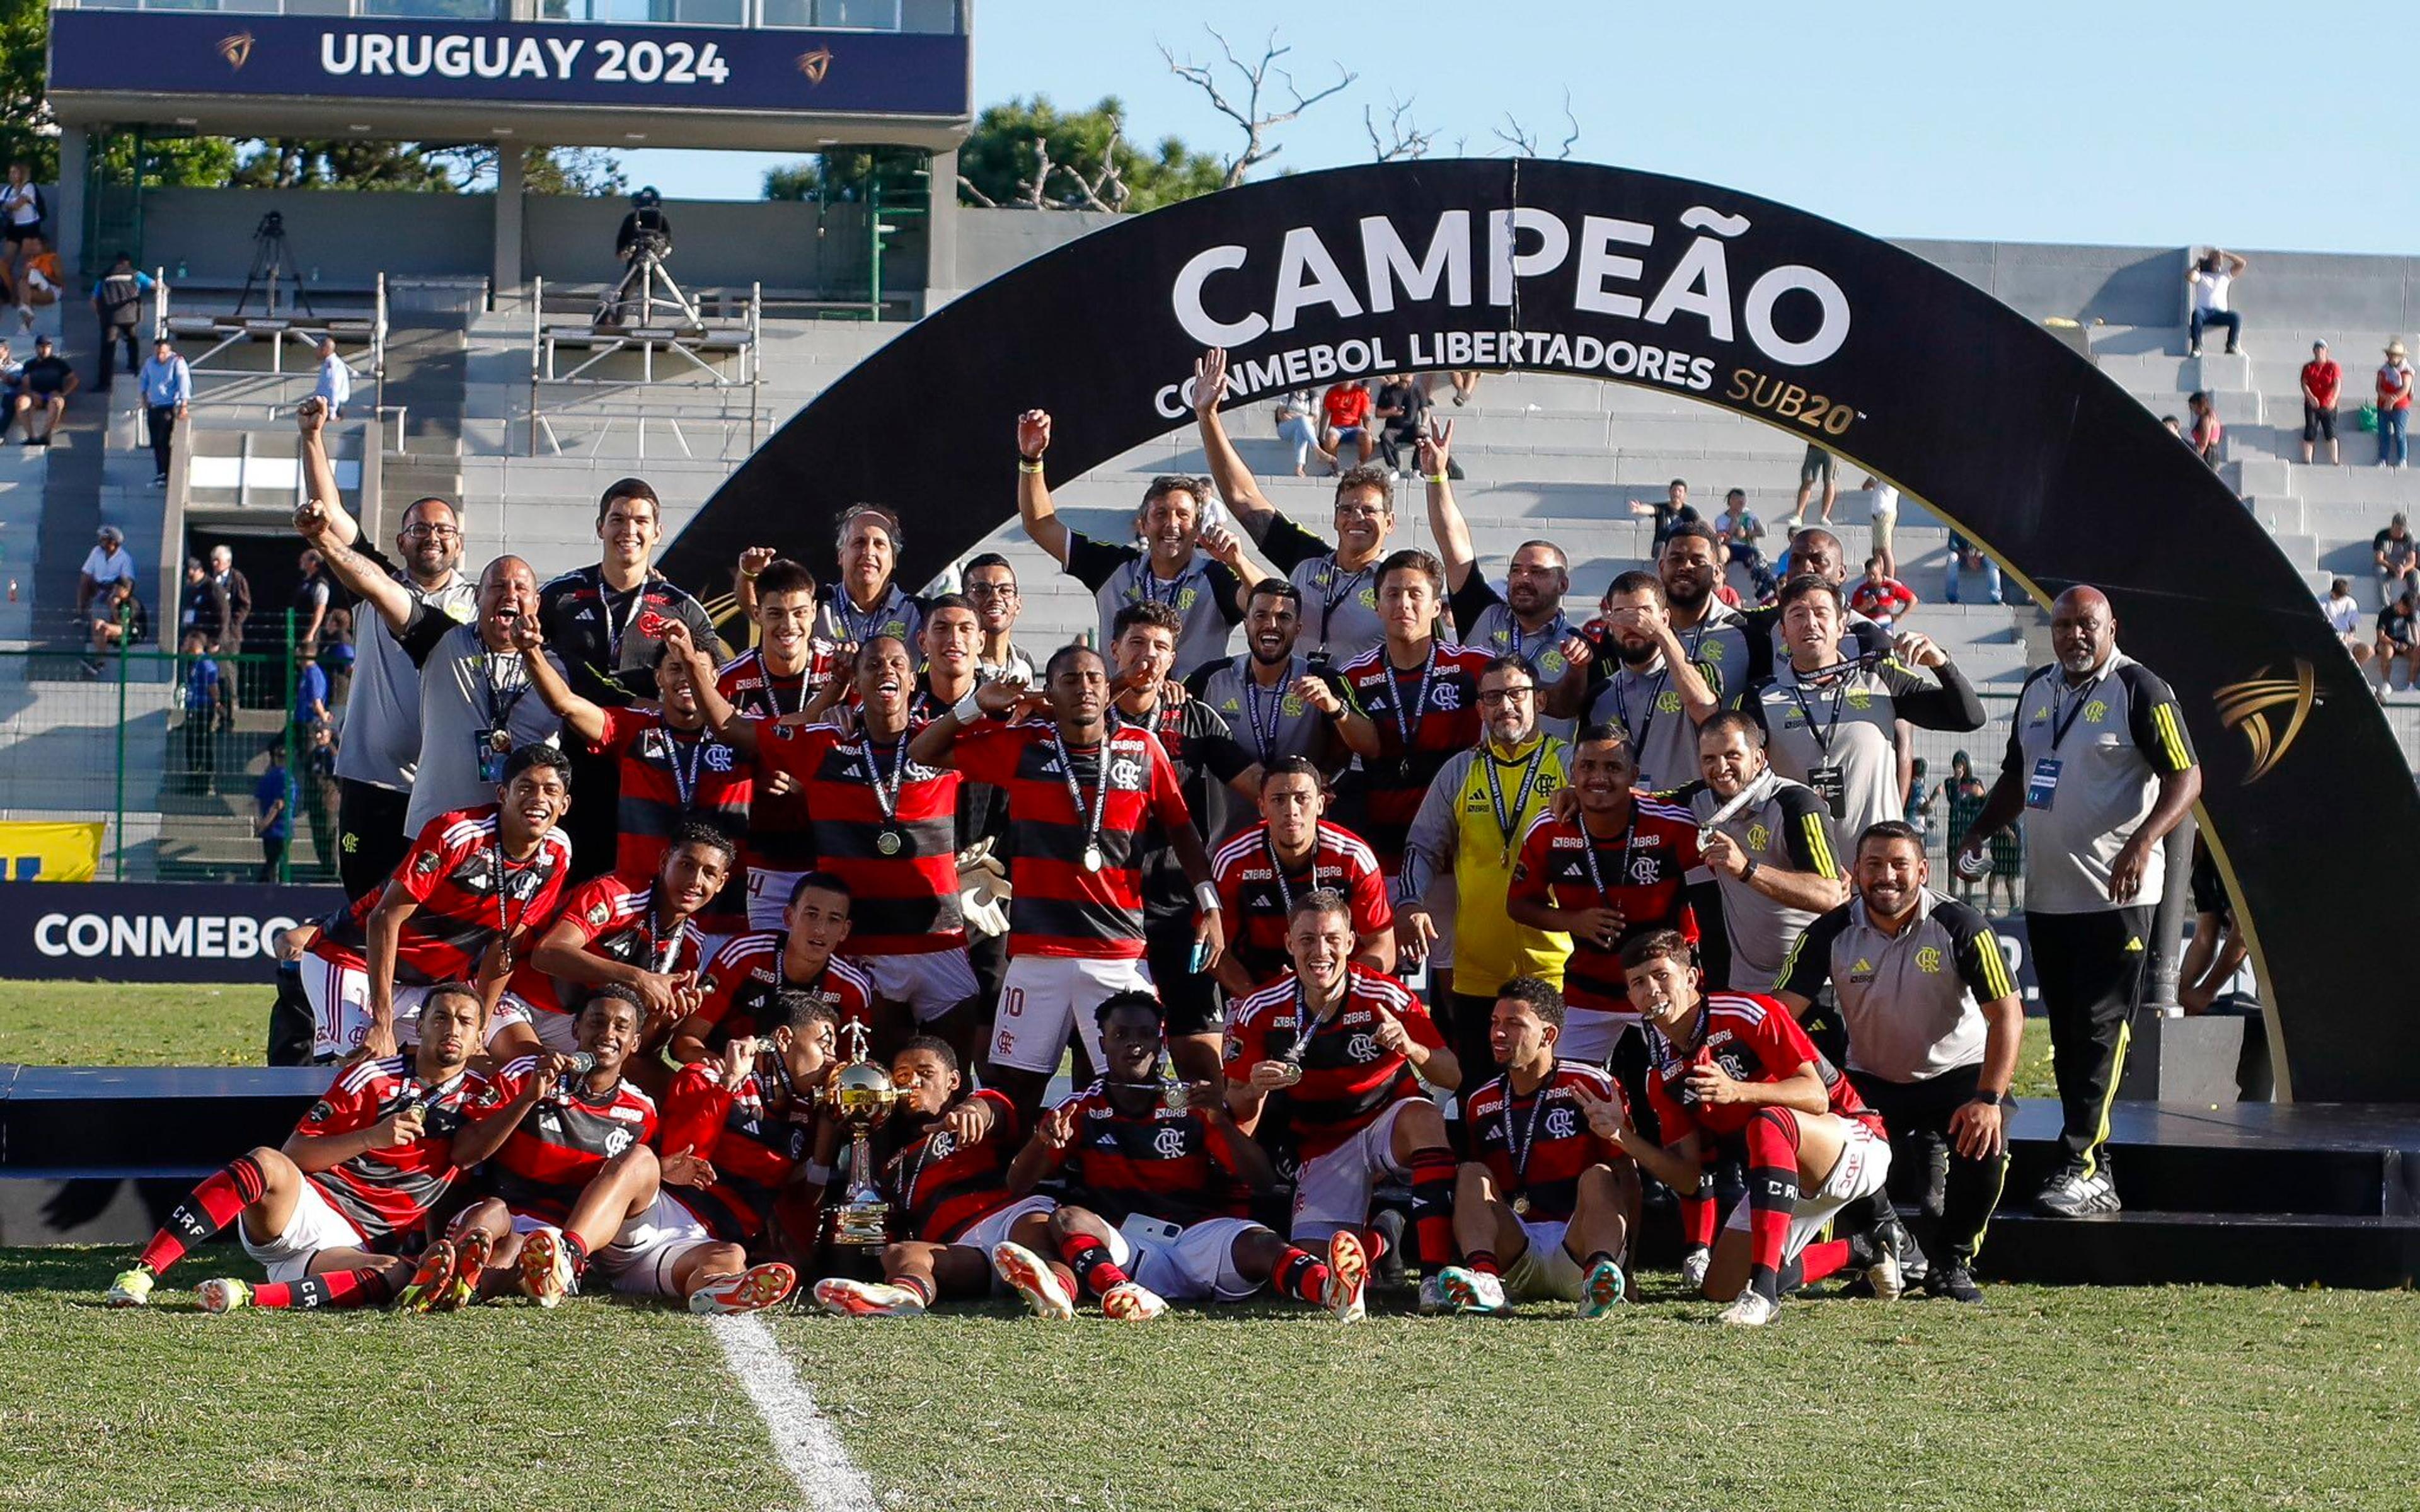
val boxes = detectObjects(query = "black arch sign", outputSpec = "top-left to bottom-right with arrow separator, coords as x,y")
664,159 -> 2417,1102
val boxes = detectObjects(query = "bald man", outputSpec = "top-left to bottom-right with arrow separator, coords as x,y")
1956,586 -> 2200,1218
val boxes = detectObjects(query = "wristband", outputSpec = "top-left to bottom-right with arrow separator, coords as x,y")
739,568 -> 761,580
1739,857 -> 1761,883
803,1160 -> 834,1187
1018,457 -> 1045,474
1425,473 -> 1448,485
660,1045 -> 686,1072
952,690 -> 985,724
1194,881 -> 1222,914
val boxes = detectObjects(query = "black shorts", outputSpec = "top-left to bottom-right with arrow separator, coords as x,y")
2303,403 -> 2337,443
1146,927 -> 1223,1038
2,224 -> 37,246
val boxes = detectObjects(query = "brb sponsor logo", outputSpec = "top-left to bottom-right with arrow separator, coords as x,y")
1155,204 -> 1859,434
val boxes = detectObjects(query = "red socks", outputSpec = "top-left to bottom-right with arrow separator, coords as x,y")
1465,1249 -> 1501,1278
1408,1148 -> 1458,1272
1743,1108 -> 1803,1303
1272,1247 -> 1332,1305
137,1154 -> 268,1276
1799,1238 -> 1852,1286
1056,1232 -> 1131,1298
250,1266 -> 396,1311
1679,1159 -> 1719,1251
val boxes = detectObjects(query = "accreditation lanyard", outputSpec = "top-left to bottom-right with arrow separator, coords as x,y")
2048,668 -> 2109,752
480,648 -> 529,731
1282,980 -> 1347,1066
862,733 -> 912,827
1576,807 -> 1641,908
1134,559 -> 1196,614
1506,609 -> 1568,667
1386,644 -> 1439,756
834,590 -> 892,645
488,843 -> 537,969
1239,657 -> 1288,765
635,893 -> 684,975
1504,1077 -> 1557,1194
1610,662 -> 1671,759
1482,739 -> 1550,861
1319,557 -> 1372,644
1783,666 -> 1853,759
1264,833 -> 1332,912
601,576 -> 649,670
663,726 -> 710,811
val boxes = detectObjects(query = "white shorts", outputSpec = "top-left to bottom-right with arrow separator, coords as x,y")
854,948 -> 981,1024
594,1190 -> 722,1298
302,957 -> 524,1060
1558,1007 -> 1638,1065
510,997 -> 579,1051
988,954 -> 1155,1075
1722,1118 -> 1893,1262
1289,1098 -> 1416,1244
747,868 -> 808,931
1103,1214 -> 1264,1303
951,1193 -> 1056,1256
239,1175 -> 369,1284
1502,1218 -> 1586,1303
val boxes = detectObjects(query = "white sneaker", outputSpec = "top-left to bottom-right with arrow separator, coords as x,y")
195,1278 -> 251,1314
1415,1273 -> 1450,1314
810,1277 -> 926,1318
1100,1281 -> 1168,1320
991,1241 -> 1075,1320
1678,1245 -> 1711,1292
1434,1265 -> 1506,1314
1576,1258 -> 1627,1319
1719,1290 -> 1777,1327
1323,1231 -> 1368,1322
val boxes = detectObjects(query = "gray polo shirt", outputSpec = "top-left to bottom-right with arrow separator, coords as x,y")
1063,532 -> 1243,677
2005,651 -> 2196,915
1449,576 -> 1578,743
1777,887 -> 2017,1082
1749,651 -> 1983,842
1258,515 -> 1386,664
1186,653 -> 1328,769
398,607 -> 569,838
331,555 -> 476,791
1588,654 -> 1703,796
1681,768 -> 1843,992
814,583 -> 925,652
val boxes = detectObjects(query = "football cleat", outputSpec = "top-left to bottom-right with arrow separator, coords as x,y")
1678,1245 -> 1712,1292
1576,1258 -> 1627,1319
1925,1264 -> 1986,1305
810,1277 -> 926,1318
104,1267 -> 155,1308
1324,1231 -> 1368,1323
195,1278 -> 251,1315
1100,1281 -> 1168,1321
396,1239 -> 458,1314
1369,1209 -> 1409,1290
991,1241 -> 1076,1321
517,1228 -> 575,1309
1862,1217 -> 1906,1302
2036,1169 -> 2122,1218
690,1263 -> 798,1315
439,1228 -> 492,1312
1435,1265 -> 1506,1315
1415,1273 -> 1451,1314
1719,1289 -> 1777,1327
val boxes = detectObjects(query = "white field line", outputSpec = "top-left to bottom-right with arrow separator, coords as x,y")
706,1312 -> 879,1512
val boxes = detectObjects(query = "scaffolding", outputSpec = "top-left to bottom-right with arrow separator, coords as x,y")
525,274 -> 763,460
154,270 -> 389,423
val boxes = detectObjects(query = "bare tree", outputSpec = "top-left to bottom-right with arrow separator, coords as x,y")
1161,26 -> 1356,188
1365,94 -> 1436,164
1492,90 -> 1582,161
955,120 -> 1131,212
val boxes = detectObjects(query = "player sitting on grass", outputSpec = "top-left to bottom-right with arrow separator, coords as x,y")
424,985 -> 795,1315
1224,888 -> 1462,1312
1595,929 -> 1896,1327
107,983 -> 519,1313
1433,976 -> 1639,1318
998,990 -> 1368,1322
811,1037 -> 1060,1319
672,872 -> 875,1063
658,988 -> 843,1266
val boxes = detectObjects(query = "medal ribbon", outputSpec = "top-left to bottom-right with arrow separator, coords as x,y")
1049,728 -> 1114,862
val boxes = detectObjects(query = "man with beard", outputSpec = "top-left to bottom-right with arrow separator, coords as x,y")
672,872 -> 876,1061
716,557 -> 828,929
1212,756 -> 1394,992
1420,423 -> 1582,739
1187,581 -> 1334,777
1656,522 -> 1752,699
508,818 -> 734,1055
1673,713 -> 1848,997
538,478 -> 726,881
1017,410 -> 1250,675
910,644 -> 1227,1115
817,504 -> 926,651
1777,822 -> 2022,1303
1544,572 -> 1722,796
294,400 -> 476,899
1194,346 -> 1397,664
960,553 -> 1039,687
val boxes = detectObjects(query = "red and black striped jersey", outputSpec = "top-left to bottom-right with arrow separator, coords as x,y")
879,1090 -> 1022,1244
591,706 -> 752,929
693,932 -> 875,1048
1224,965 -> 1443,1159
484,1058 -> 659,1225
658,1061 -> 815,1240
752,720 -> 963,955
1037,1081 -> 1253,1225
951,719 -> 1192,959
1211,819 -> 1393,985
1507,801 -> 1702,1013
505,873 -> 707,1018
313,806 -> 572,982
1334,641 -> 1492,871
1465,1060 -> 1630,1223
1644,992 -> 1884,1143
717,651 -> 824,873
296,1055 -> 498,1239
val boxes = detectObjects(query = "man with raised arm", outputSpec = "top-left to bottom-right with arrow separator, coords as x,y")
1419,423 -> 1584,733
1545,571 -> 1724,794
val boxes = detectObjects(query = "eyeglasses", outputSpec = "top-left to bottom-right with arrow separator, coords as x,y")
402,524 -> 463,541
965,583 -> 1019,598
1478,687 -> 1535,704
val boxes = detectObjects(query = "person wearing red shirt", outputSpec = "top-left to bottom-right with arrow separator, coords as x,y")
1593,929 -> 1895,1327
658,988 -> 840,1254
1224,890 -> 1461,1310
2302,339 -> 2343,465
285,745 -> 574,1063
509,818 -> 733,1055
107,984 -> 519,1313
909,644 -> 1227,1118
1211,756 -> 1395,994
1845,557 -> 1918,631
1320,379 -> 1375,466
717,557 -> 835,927
1434,977 -> 1638,1317
671,871 -> 875,1062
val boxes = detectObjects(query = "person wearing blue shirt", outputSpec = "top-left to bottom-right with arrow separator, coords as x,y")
181,630 -> 222,794
293,646 -> 330,730
89,254 -> 154,391
253,738 -> 294,881
136,336 -> 190,487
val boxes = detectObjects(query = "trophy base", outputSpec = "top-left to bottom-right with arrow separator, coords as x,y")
829,1203 -> 890,1251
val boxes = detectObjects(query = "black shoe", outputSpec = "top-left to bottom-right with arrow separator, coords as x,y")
1370,1207 -> 1408,1291
1925,1263 -> 1985,1304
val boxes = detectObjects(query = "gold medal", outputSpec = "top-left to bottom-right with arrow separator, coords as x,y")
875,828 -> 902,856
1511,1194 -> 1531,1218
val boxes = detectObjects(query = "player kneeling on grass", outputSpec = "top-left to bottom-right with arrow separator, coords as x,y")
1224,888 -> 1463,1312
107,983 -> 518,1313
997,990 -> 1368,1322
1434,976 -> 1640,1318
1605,930 -> 1895,1327
658,987 -> 843,1268
812,1037 -> 1059,1318
423,985 -> 795,1315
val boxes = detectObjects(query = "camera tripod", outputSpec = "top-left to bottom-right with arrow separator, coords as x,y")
596,234 -> 702,330
234,212 -> 314,320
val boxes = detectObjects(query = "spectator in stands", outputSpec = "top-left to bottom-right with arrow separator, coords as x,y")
1941,752 -> 1988,902
2320,578 -> 2372,687
134,335 -> 188,487
2373,513 -> 2417,608
1319,377 -> 1374,467
176,554 -> 207,640
311,336 -> 350,421
1788,442 -> 1838,529
1715,488 -> 1775,603
205,544 -> 251,719
84,576 -> 145,674
1371,372 -> 1429,472
2185,249 -> 2247,358
294,645 -> 330,731
1273,387 -> 1334,476
2380,340 -> 2414,471
0,163 -> 43,290
1444,369 -> 1480,406
320,605 -> 355,706
2301,340 -> 2342,466
1860,473 -> 1901,578
89,254 -> 151,392
1630,478 -> 1700,554
13,234 -> 60,333
77,524 -> 135,621
2186,391 -> 2223,467
254,738 -> 294,881
14,333 -> 74,444
178,628 -> 220,792
291,547 -> 334,652
2376,591 -> 2419,694
0,338 -> 20,441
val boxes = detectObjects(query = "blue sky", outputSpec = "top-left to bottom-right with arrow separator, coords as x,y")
620,1 -> 2402,255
